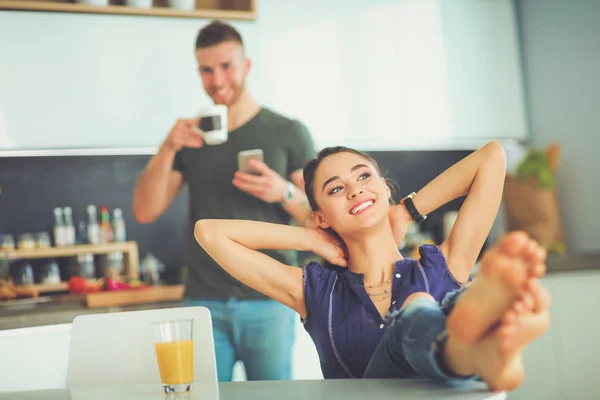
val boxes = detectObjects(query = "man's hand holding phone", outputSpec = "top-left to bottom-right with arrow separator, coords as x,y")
163,118 -> 204,152
233,150 -> 288,203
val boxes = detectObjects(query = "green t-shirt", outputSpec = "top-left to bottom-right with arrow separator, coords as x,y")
173,107 -> 316,299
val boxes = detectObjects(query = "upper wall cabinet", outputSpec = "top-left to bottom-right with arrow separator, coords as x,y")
0,0 -> 255,20
0,0 -> 527,152
310,0 -> 528,150
439,0 -> 528,143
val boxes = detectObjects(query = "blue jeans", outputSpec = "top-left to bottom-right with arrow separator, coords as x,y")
183,298 -> 296,382
363,290 -> 477,383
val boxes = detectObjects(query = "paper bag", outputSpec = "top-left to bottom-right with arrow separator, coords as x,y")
503,176 -> 565,252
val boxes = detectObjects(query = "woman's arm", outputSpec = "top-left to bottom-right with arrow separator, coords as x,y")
391,140 -> 506,282
194,220 -> 347,318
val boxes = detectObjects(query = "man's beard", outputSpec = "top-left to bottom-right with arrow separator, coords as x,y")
212,78 -> 246,107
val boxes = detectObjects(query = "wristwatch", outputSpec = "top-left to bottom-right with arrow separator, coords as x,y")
281,181 -> 296,204
400,192 -> 427,223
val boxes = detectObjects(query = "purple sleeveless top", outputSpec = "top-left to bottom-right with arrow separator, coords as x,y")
302,244 -> 464,379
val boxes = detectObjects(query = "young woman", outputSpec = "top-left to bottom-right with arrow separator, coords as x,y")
194,141 -> 550,391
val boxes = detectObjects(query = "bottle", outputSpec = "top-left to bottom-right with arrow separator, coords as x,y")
86,205 -> 101,245
112,208 -> 127,242
63,206 -> 76,246
0,254 -> 10,280
142,253 -> 164,286
106,251 -> 124,278
53,207 -> 66,247
70,253 -> 95,279
77,220 -> 88,244
99,205 -> 113,244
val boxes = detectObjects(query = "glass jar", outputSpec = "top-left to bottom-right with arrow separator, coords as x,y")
36,232 -> 52,248
14,262 -> 35,285
0,234 -> 15,251
69,253 -> 96,279
40,260 -> 61,284
18,233 -> 36,250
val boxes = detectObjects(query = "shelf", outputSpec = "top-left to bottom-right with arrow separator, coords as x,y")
2,241 -> 140,280
34,282 -> 69,293
0,0 -> 256,19
0,284 -> 184,308
86,284 -> 184,308
2,241 -> 138,260
32,280 -> 96,293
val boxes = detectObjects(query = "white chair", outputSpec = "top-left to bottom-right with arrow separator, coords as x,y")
66,306 -> 217,388
0,323 -> 72,393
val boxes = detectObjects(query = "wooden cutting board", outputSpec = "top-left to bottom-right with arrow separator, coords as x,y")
85,285 -> 184,308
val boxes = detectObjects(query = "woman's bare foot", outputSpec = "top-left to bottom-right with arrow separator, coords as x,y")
447,231 -> 546,343
472,279 -> 550,390
444,278 -> 551,391
495,280 -> 551,353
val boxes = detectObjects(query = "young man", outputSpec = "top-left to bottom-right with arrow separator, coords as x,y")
132,21 -> 316,381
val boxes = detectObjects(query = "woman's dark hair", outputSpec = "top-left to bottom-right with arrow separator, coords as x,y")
303,146 -> 386,211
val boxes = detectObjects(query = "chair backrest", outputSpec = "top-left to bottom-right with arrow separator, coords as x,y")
0,323 -> 72,393
66,306 -> 216,388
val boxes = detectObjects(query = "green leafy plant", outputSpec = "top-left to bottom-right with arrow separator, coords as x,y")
516,150 -> 556,189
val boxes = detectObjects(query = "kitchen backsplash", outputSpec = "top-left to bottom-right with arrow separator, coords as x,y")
0,149 -> 472,284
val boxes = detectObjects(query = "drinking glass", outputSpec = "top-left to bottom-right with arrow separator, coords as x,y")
151,319 -> 194,395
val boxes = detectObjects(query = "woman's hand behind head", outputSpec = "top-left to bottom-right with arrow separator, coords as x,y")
305,227 -> 348,267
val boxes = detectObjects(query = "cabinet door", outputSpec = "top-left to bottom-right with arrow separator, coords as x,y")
1,0 -> 527,152
439,0 -> 528,142
511,271 -> 600,400
331,0 -> 528,150
509,274 -> 562,400
550,271 -> 600,400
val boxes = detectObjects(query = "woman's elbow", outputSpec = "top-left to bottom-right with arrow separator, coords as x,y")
484,140 -> 507,171
194,220 -> 215,247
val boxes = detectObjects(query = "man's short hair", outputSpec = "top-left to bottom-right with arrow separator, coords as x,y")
195,20 -> 244,50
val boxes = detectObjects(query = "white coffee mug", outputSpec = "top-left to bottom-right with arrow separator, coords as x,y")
197,105 -> 228,145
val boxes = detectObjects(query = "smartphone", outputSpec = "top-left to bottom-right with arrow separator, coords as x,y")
237,149 -> 264,175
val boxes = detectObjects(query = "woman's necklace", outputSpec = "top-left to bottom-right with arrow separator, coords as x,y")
367,290 -> 391,302
367,287 -> 392,297
365,280 -> 392,302
364,279 -> 391,289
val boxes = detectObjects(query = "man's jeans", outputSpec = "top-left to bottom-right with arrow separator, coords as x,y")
184,298 -> 296,382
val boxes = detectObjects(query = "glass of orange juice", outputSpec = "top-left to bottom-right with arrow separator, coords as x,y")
151,319 -> 194,394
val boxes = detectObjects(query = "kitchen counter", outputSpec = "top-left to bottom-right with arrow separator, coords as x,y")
0,298 -> 184,330
2,252 -> 598,331
546,252 -> 600,273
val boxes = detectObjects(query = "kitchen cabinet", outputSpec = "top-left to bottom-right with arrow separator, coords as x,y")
310,0 -> 527,150
0,0 -> 527,153
0,0 -> 255,20
510,270 -> 600,400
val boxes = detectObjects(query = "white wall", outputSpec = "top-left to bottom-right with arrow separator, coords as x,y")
516,0 -> 600,252
0,0 -> 527,152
